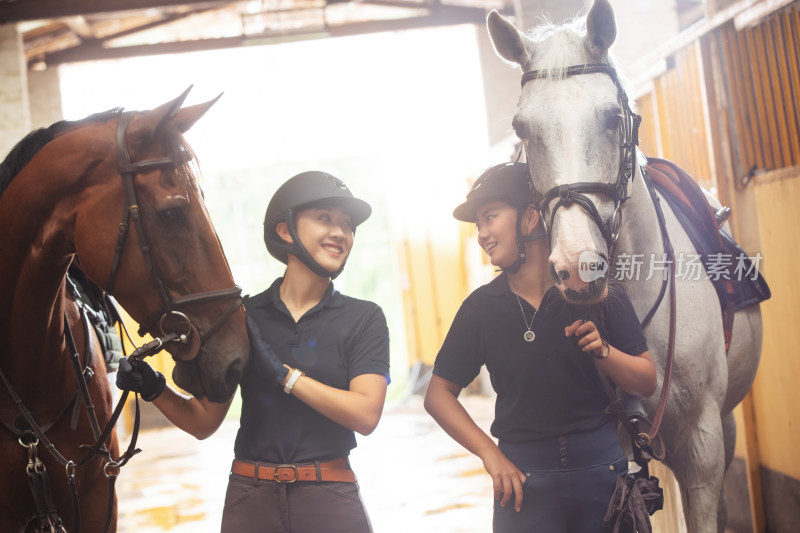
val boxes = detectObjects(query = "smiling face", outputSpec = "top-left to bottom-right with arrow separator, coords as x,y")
475,200 -> 520,268
281,204 -> 355,275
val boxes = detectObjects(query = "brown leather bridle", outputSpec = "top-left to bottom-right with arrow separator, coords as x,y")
107,112 -> 242,351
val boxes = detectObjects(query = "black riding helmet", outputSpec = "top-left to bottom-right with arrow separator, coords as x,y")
453,162 -> 544,273
263,171 -> 372,279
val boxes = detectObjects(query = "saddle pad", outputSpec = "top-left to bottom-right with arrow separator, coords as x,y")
644,158 -> 770,313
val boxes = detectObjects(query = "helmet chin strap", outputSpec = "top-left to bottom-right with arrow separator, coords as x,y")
499,207 -> 547,274
286,212 -> 346,279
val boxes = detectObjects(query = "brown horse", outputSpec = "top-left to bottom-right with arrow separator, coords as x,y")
0,89 -> 249,532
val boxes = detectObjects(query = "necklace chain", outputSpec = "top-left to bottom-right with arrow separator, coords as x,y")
514,294 -> 537,342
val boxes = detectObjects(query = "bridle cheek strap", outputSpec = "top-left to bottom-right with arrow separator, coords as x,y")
521,63 -> 641,252
107,112 -> 242,348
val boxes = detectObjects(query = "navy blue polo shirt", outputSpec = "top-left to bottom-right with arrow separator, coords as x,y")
433,274 -> 647,443
235,278 -> 390,464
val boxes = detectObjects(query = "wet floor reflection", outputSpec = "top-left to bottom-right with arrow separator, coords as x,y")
116,394 -> 495,532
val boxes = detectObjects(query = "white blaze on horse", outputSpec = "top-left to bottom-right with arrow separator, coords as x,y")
487,1 -> 764,531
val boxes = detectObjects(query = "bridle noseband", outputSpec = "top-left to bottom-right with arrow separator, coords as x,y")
520,63 -> 641,255
107,113 -> 242,349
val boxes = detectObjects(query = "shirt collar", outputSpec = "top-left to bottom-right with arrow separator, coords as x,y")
486,272 -> 561,307
486,272 -> 511,297
260,277 -> 345,312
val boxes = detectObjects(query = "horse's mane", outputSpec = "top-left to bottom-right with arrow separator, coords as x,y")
0,108 -> 123,199
526,15 -> 592,79
524,14 -> 638,117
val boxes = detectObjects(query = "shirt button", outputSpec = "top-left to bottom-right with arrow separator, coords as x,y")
560,458 -> 569,467
558,437 -> 567,445
559,447 -> 568,456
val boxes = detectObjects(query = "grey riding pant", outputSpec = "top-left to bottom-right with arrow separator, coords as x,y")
220,469 -> 372,533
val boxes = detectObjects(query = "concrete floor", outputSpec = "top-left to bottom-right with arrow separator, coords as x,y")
115,393 -> 736,533
115,394 -> 496,533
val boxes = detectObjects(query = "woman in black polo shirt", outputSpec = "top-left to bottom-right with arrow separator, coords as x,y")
424,162 -> 656,533
116,171 -> 390,532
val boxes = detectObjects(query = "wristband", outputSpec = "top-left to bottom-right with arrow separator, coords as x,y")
283,369 -> 305,395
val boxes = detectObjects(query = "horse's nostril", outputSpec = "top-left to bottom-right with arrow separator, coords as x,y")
549,263 -> 561,285
225,358 -> 243,391
559,270 -> 570,281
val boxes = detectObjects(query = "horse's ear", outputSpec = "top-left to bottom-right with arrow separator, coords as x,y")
487,10 -> 530,67
585,0 -> 617,58
153,86 -> 194,135
172,93 -> 223,134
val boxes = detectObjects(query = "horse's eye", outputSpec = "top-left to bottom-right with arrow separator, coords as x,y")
159,207 -> 185,223
604,113 -> 622,131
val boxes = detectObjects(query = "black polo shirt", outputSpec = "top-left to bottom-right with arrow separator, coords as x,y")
433,274 -> 648,443
235,278 -> 390,464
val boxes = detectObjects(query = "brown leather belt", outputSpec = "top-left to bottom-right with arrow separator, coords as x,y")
231,458 -> 355,483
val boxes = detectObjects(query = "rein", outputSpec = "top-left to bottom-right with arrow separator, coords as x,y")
519,63 -> 675,458
637,168 -> 677,449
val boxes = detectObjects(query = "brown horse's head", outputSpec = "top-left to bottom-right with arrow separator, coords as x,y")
65,89 -> 248,402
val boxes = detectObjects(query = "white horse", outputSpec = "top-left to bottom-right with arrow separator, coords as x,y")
487,1 -> 763,531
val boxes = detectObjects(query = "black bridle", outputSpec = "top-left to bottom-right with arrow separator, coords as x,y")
521,63 -> 641,256
109,112 -> 243,350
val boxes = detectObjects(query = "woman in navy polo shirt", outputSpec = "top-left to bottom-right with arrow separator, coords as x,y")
424,162 -> 656,532
116,171 -> 390,532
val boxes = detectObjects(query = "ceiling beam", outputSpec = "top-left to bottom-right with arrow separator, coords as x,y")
62,16 -> 94,39
39,6 -> 492,66
0,0 -> 234,23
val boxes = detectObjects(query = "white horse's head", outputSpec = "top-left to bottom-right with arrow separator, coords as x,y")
488,0 -> 639,304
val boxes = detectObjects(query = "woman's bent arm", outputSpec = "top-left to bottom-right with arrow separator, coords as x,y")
424,374 -> 527,512
152,387 -> 232,440
288,373 -> 388,436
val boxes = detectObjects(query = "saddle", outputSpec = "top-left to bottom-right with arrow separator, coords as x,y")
644,158 -> 771,350
66,262 -> 124,372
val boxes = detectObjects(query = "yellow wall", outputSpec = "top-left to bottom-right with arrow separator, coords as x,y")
750,172 -> 800,480
399,229 -> 468,367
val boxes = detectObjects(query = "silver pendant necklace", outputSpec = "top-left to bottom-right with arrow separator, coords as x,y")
514,294 -> 536,342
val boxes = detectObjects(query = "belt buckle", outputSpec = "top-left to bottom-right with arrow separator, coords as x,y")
274,464 -> 298,483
